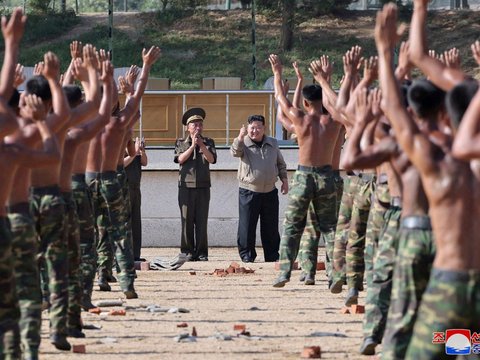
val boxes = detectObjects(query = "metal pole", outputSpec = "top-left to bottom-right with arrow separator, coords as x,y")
108,0 -> 113,60
226,94 -> 230,145
251,0 -> 257,86
124,0 -> 127,12
226,0 -> 231,10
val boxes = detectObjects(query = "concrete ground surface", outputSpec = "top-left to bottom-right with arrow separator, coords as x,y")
39,247 -> 374,359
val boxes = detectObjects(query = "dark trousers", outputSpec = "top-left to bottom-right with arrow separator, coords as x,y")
129,184 -> 142,260
237,187 -> 280,262
178,187 -> 210,258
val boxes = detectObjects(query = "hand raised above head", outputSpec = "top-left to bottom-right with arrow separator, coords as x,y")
363,56 -> 379,83
33,62 -> 44,76
101,60 -> 113,83
14,63 -> 25,87
24,94 -> 47,122
142,46 -> 161,66
472,40 -> 480,66
71,58 -> 88,82
70,40 -> 83,60
443,48 -> 461,69
370,88 -> 383,119
1,8 -> 26,45
292,61 -> 303,81
125,65 -> 140,86
82,44 -> 98,70
42,52 -> 60,81
268,54 -> 283,75
354,87 -> 373,125
374,4 -> 405,51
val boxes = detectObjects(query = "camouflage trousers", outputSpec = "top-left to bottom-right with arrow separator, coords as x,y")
0,216 -> 20,358
6,206 -> 41,359
118,166 -> 133,259
100,171 -> 135,292
405,268 -> 480,360
298,170 -> 343,278
346,174 -> 374,290
278,166 -> 337,278
86,172 -> 112,280
30,185 -> 68,337
382,216 -> 435,360
364,181 -> 390,287
331,175 -> 357,283
62,192 -> 82,332
363,203 -> 402,343
72,174 -> 96,307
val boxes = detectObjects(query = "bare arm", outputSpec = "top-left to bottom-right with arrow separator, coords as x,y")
452,86 -> 480,159
269,54 -> 304,125
62,41 -> 83,86
376,3 -> 438,175
292,61 -> 303,109
409,0 -> 466,91
276,80 -> 295,133
121,46 -> 161,123
0,8 -> 26,100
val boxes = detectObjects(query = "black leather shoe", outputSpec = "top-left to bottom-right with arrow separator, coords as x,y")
50,334 -> 71,351
359,337 -> 377,355
106,274 -> 117,283
241,257 -> 253,263
97,277 -> 111,292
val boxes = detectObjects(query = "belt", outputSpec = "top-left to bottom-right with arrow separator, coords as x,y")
85,172 -> 100,182
31,184 -> 61,196
8,202 -> 30,214
401,216 -> 432,230
390,196 -> 402,207
297,165 -> 333,174
101,171 -> 117,180
377,173 -> 388,185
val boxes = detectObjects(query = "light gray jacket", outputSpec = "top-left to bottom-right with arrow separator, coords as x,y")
230,135 -> 287,193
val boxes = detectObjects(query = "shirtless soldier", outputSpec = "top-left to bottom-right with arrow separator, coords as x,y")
375,4 -> 480,359
269,54 -> 340,287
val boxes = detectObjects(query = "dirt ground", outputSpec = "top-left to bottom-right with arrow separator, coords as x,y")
39,247 -> 374,359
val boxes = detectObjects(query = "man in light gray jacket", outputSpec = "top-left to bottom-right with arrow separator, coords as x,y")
231,115 -> 288,263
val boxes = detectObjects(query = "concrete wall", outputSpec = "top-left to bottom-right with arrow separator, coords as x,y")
140,147 -> 300,247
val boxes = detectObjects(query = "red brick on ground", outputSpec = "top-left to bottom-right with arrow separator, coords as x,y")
301,345 -> 321,358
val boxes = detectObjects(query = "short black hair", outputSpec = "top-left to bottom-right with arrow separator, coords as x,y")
302,84 -> 322,102
63,85 -> 82,108
25,75 -> 52,102
247,115 -> 265,124
8,88 -> 20,109
445,78 -> 479,129
407,79 -> 445,119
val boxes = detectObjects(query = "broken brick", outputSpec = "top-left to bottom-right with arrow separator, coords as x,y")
88,307 -> 101,315
316,262 -> 326,271
230,261 -> 240,269
177,322 -> 188,328
301,345 -> 321,358
244,267 -> 255,274
191,326 -> 197,337
189,271 -> 196,275
233,324 -> 246,332
72,344 -> 86,354
140,262 -> 150,271
226,266 -> 235,274
108,309 -> 126,316
235,267 -> 246,274
351,304 -> 365,314
340,307 -> 350,314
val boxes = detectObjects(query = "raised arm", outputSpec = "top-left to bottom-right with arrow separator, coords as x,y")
409,0 -> 466,91
230,124 -> 246,157
276,79 -> 295,133
62,41 -> 83,86
269,54 -> 304,124
395,41 -> 412,82
342,88 -> 395,170
451,84 -> 480,159
292,61 -> 303,109
0,8 -> 26,100
376,3 -> 438,175
336,46 -> 362,117
43,52 -> 71,132
121,46 -> 161,122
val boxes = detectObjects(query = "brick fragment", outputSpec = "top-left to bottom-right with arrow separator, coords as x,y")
226,266 -> 235,274
177,322 -> 188,328
301,345 -> 321,358
350,304 -> 365,314
340,307 -> 350,314
189,271 -> 196,275
316,262 -> 326,271
191,326 -> 197,337
140,262 -> 150,271
235,267 -> 246,274
230,261 -> 240,269
88,307 -> 101,314
108,309 -> 126,316
233,324 -> 246,332
72,344 -> 86,353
